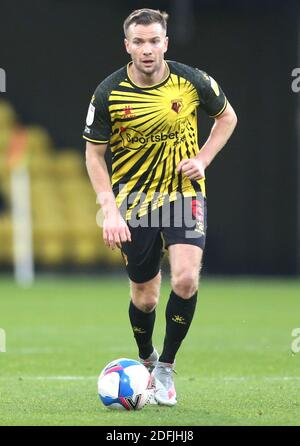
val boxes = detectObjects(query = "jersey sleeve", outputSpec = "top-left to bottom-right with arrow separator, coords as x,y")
82,84 -> 111,144
194,69 -> 227,117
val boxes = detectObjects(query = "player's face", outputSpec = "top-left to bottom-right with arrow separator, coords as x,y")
124,23 -> 168,76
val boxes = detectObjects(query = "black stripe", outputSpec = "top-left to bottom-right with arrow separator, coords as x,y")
168,145 -> 178,194
127,165 -> 157,212
116,143 -> 165,207
112,145 -> 156,190
169,74 -> 176,87
191,179 -> 202,193
112,146 -> 154,175
145,116 -> 172,136
133,142 -> 167,200
184,140 -> 192,158
177,145 -> 183,193
112,148 -> 136,164
154,157 -> 167,195
128,143 -> 165,192
133,112 -> 166,131
154,162 -> 167,199
162,145 -> 174,195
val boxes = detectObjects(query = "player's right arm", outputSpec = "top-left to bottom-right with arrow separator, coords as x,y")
85,141 -> 131,250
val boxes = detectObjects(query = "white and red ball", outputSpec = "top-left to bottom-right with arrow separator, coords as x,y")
97,358 -> 151,410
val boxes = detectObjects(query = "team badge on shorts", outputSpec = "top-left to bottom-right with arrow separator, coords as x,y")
191,198 -> 205,236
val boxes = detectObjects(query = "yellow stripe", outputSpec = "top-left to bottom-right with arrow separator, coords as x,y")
83,136 -> 109,144
209,98 -> 228,118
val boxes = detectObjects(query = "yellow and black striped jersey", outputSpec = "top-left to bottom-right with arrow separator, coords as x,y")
83,60 -> 227,220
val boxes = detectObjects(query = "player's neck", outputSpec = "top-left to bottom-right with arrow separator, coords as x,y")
129,61 -> 168,87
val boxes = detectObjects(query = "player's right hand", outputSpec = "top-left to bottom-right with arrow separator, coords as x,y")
103,210 -> 131,250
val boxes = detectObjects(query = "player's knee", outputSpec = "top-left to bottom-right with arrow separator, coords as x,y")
131,285 -> 159,313
172,271 -> 198,299
141,299 -> 158,313
134,296 -> 158,313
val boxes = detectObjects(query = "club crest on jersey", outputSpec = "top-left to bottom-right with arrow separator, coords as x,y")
171,99 -> 183,114
122,105 -> 135,119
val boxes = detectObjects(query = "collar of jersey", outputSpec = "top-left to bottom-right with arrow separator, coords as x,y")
126,61 -> 170,90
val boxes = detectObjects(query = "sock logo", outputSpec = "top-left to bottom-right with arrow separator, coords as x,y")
133,326 -> 147,334
172,315 -> 187,325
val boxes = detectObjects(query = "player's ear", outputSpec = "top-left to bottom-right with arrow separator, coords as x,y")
164,36 -> 169,53
124,38 -> 131,54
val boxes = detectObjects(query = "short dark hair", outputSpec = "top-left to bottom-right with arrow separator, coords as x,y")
123,8 -> 168,37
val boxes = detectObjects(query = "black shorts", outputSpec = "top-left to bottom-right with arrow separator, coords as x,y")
121,194 -> 207,283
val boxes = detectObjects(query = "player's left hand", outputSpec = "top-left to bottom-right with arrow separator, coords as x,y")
177,157 -> 206,181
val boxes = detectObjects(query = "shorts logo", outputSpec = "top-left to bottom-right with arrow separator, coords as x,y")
191,199 -> 205,235
191,199 -> 202,219
171,99 -> 183,114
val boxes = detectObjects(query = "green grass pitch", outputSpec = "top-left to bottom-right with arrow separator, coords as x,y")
0,275 -> 299,426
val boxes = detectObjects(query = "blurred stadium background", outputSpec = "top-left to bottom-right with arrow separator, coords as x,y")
0,101 -> 121,276
1,0 -> 300,426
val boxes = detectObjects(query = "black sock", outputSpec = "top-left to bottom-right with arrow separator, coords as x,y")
129,301 -> 156,359
159,290 -> 198,364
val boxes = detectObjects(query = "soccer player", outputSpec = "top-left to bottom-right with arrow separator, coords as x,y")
83,9 -> 237,406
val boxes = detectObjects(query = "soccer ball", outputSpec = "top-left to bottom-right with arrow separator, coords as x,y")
97,358 -> 151,410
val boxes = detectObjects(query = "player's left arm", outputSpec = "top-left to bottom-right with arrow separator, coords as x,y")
177,101 -> 237,180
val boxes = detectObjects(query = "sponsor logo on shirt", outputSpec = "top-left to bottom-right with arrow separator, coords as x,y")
120,127 -> 180,150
